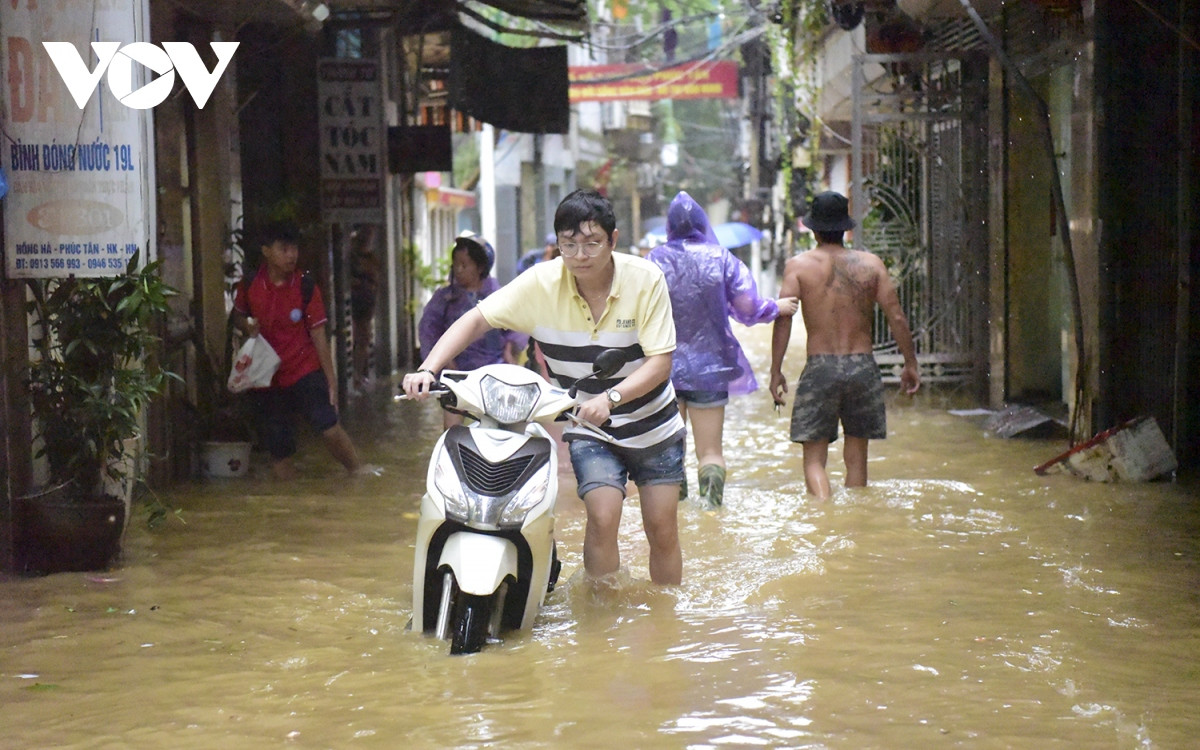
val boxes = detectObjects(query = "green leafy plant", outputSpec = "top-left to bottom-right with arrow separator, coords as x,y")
402,242 -> 452,314
25,253 -> 178,498
140,482 -> 186,530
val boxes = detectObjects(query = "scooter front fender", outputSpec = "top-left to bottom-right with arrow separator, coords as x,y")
439,532 -> 519,596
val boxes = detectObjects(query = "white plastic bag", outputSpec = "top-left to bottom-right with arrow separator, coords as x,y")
227,336 -> 281,393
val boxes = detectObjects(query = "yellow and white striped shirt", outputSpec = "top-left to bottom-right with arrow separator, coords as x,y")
478,253 -> 684,450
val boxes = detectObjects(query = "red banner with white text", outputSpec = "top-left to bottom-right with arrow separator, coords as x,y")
568,60 -> 739,102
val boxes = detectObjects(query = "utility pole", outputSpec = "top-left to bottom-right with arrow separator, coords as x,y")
480,123 -> 497,253
629,165 -> 640,253
534,134 -> 545,244
743,34 -> 769,287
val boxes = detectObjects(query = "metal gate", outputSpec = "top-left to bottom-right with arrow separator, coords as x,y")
852,52 -> 988,389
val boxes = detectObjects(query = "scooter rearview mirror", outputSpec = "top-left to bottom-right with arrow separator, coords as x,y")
567,348 -> 627,398
592,348 -> 627,380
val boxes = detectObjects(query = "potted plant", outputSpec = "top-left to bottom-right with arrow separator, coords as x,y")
19,252 -> 177,574
189,334 -> 256,479
165,312 -> 256,480
186,226 -> 255,478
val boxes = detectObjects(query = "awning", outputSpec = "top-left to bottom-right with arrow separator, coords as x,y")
161,0 -> 587,38
896,0 -> 1006,19
341,0 -> 587,39
448,24 -> 569,133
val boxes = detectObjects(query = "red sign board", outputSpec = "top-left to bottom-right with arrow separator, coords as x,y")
568,60 -> 739,103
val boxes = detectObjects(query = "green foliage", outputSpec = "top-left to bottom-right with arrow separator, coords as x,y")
404,242 -> 451,292
780,0 -> 830,232
402,242 -> 452,314
660,98 -> 742,203
140,482 -> 187,530
25,253 -> 178,496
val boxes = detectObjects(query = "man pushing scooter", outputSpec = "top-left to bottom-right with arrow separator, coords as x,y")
403,189 -> 687,585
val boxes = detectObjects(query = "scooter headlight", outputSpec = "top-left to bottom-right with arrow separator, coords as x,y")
433,449 -> 470,520
499,463 -> 551,526
480,375 -> 540,424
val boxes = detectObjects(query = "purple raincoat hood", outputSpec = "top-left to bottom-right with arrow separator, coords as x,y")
665,191 -> 721,247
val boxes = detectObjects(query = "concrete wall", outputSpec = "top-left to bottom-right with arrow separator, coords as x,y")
1096,0 -> 1199,463
1003,86 -> 1063,403
998,37 -> 1098,424
0,271 -> 30,571
150,4 -> 243,482
1062,45 -> 1100,435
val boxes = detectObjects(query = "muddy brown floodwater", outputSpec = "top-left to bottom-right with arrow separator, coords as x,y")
3,325 -> 1198,748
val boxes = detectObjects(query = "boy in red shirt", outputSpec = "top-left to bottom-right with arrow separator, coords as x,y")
232,221 -> 366,480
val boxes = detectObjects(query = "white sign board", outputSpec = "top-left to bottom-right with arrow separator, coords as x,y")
1,0 -> 154,278
317,58 -> 385,225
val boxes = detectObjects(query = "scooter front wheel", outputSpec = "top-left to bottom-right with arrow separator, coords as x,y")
449,593 -> 492,655
547,543 -> 562,593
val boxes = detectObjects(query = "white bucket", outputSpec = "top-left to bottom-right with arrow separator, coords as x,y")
200,441 -> 252,479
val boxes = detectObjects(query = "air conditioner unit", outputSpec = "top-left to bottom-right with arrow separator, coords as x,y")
627,100 -> 651,118
602,101 -> 626,131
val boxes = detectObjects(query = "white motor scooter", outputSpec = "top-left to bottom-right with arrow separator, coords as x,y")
404,350 -> 624,654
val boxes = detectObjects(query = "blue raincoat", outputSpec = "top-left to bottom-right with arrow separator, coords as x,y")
647,191 -> 780,396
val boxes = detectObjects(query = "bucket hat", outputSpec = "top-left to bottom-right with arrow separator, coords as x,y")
454,231 -> 495,276
803,191 -> 855,233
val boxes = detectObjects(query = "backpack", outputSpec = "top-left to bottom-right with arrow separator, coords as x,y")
241,266 -> 316,318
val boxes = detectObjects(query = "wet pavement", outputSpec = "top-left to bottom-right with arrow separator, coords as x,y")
3,325 -> 1198,748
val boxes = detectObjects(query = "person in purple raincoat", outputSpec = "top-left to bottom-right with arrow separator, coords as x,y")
418,232 -> 526,429
647,192 -> 798,508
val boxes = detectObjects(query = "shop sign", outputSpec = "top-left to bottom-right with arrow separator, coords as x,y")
569,60 -> 739,103
2,1 -> 152,278
318,58 -> 386,224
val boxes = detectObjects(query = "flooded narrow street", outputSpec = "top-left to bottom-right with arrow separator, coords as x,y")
3,326 -> 1198,748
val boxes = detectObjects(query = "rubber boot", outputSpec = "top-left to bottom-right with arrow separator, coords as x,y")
697,464 -> 726,508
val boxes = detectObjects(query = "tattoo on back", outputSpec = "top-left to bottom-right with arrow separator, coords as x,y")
828,253 -> 875,310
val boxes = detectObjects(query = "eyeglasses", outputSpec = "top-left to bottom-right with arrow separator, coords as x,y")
557,240 -> 607,258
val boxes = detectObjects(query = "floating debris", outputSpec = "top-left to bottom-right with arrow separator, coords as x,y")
1034,416 -> 1177,481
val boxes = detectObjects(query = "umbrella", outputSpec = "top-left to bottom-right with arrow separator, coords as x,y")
642,215 -> 667,235
712,221 -> 763,248
640,228 -> 668,248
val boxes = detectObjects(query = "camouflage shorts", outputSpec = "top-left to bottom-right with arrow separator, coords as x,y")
789,354 -> 886,443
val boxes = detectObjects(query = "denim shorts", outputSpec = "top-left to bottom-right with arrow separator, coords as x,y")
252,369 -> 340,459
568,435 -> 685,499
675,389 -> 729,408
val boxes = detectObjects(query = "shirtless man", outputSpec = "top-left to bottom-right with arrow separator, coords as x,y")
769,191 -> 920,499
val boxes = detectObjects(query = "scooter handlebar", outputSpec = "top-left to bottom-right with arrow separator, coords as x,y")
563,410 -> 611,440
394,384 -> 451,401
